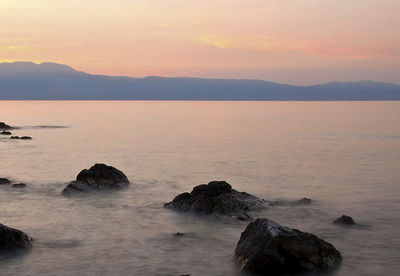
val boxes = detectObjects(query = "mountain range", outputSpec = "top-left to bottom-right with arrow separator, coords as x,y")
0,62 -> 399,100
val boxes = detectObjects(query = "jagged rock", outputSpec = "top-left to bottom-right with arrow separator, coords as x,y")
164,181 -> 266,219
12,183 -> 26,188
333,215 -> 356,225
0,178 -> 11,185
0,223 -> 32,250
62,163 -> 130,194
235,218 -> 342,275
10,136 -> 32,140
0,122 -> 13,129
0,131 -> 11,135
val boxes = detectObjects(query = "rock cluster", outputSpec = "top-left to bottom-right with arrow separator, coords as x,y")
63,163 -> 130,193
235,218 -> 342,275
164,181 -> 266,219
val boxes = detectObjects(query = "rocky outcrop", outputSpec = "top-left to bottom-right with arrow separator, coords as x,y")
164,181 -> 266,219
235,218 -> 342,275
0,223 -> 32,250
333,215 -> 355,225
10,136 -> 32,140
0,131 -> 11,135
0,122 -> 13,129
62,163 -> 130,194
0,178 -> 11,185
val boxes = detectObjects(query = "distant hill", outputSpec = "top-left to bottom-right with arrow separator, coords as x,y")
0,62 -> 399,100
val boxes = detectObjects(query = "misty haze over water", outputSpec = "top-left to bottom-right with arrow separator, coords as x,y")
1,101 -> 399,275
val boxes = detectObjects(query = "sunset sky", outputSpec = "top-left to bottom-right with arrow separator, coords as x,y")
1,0 -> 399,84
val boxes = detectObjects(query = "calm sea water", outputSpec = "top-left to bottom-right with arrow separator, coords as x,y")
1,101 -> 399,276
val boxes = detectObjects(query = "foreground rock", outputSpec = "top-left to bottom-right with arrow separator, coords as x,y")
62,163 -> 130,194
0,223 -> 32,250
333,215 -> 356,225
0,122 -> 13,129
235,218 -> 342,275
10,136 -> 32,140
0,178 -> 11,185
0,131 -> 11,135
164,181 -> 266,219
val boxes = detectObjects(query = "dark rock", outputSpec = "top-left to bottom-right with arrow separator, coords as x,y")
12,183 -> 26,188
235,218 -> 342,275
295,197 -> 312,205
164,181 -> 266,218
62,163 -> 130,194
0,131 -> 11,135
0,122 -> 13,129
333,215 -> 356,225
0,223 -> 32,250
0,178 -> 11,185
10,136 -> 32,140
173,232 -> 184,237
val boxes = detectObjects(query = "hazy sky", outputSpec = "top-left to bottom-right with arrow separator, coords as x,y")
1,0 -> 399,84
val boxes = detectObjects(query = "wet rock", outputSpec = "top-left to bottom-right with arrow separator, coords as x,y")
0,122 -> 13,129
12,183 -> 26,188
0,223 -> 32,250
0,131 -> 11,135
10,136 -> 32,140
333,215 -> 356,225
62,163 -> 130,194
164,181 -> 266,219
235,218 -> 342,275
0,178 -> 11,185
295,197 -> 312,205
173,232 -> 184,237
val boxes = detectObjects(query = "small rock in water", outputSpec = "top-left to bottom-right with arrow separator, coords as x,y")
0,223 -> 32,250
12,183 -> 26,188
0,131 -> 11,135
0,178 -> 11,185
62,163 -> 130,194
173,232 -> 184,237
333,215 -> 356,225
164,181 -> 267,219
10,136 -> 32,140
0,122 -> 13,129
235,218 -> 342,275
295,197 -> 312,205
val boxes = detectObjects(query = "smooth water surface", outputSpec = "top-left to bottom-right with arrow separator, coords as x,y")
1,101 -> 399,275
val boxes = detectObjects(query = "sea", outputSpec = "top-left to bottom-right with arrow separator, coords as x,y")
1,101 -> 399,275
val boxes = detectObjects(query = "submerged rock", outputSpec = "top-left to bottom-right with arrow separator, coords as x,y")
0,131 -> 11,135
62,163 -> 130,194
0,223 -> 32,250
235,218 -> 342,275
333,215 -> 356,225
164,181 -> 266,219
12,183 -> 26,188
10,136 -> 32,140
295,197 -> 312,205
0,122 -> 13,129
0,178 -> 11,185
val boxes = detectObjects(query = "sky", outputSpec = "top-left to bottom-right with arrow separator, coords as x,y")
0,0 -> 399,85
